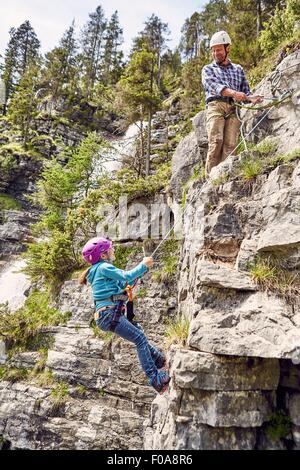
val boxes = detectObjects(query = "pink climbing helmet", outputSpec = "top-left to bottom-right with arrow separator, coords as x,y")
82,237 -> 112,265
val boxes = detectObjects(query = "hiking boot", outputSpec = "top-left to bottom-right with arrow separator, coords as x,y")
150,371 -> 171,394
155,355 -> 166,369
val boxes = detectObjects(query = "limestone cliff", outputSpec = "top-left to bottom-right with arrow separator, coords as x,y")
145,50 -> 300,450
0,51 -> 300,450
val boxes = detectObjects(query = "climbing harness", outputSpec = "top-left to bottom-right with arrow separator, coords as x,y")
98,279 -> 139,331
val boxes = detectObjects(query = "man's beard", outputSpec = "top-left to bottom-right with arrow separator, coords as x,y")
215,55 -> 226,64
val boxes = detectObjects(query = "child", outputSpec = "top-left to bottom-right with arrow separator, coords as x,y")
80,237 -> 170,394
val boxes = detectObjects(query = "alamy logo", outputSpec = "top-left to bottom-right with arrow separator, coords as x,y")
95,195 -> 205,243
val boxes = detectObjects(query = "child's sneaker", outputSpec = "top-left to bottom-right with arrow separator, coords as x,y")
155,355 -> 166,369
150,371 -> 171,394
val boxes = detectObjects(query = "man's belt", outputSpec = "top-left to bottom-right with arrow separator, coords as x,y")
206,96 -> 234,105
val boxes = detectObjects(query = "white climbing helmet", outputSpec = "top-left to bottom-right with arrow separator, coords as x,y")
210,31 -> 231,48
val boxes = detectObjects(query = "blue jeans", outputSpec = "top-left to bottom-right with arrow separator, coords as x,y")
96,308 -> 164,384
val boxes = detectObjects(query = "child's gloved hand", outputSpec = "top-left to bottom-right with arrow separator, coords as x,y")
143,256 -> 154,268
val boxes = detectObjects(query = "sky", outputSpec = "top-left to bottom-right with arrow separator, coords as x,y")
0,0 -> 207,59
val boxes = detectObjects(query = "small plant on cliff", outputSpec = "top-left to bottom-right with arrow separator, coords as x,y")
164,314 -> 190,348
238,156 -> 263,181
33,369 -> 55,388
0,193 -> 22,211
249,255 -> 300,304
31,348 -> 49,376
152,238 -> 179,283
0,291 -> 71,355
75,385 -> 87,397
0,366 -> 29,383
211,173 -> 230,187
50,381 -> 70,410
181,163 -> 205,209
265,411 -> 292,441
114,245 -> 141,270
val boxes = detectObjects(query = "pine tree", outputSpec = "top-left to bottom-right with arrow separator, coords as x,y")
1,28 -> 19,113
227,0 -> 286,67
79,5 -> 107,99
42,20 -> 78,98
116,49 -> 162,176
1,21 -> 40,113
198,0 -> 229,43
179,13 -> 203,60
16,20 -> 41,75
7,63 -> 41,149
129,15 -> 169,175
133,14 -> 170,89
160,48 -> 182,94
101,11 -> 124,85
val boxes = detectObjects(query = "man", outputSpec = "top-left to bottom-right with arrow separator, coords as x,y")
202,31 -> 263,176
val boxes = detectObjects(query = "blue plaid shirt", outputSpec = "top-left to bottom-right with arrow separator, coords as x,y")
202,60 -> 251,103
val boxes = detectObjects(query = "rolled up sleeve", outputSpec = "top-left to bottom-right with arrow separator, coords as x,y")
202,66 -> 228,97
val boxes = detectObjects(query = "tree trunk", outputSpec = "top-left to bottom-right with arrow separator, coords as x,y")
256,0 -> 263,36
140,118 -> 144,176
146,110 -> 152,176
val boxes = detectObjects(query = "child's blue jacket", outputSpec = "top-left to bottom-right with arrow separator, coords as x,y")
87,260 -> 148,309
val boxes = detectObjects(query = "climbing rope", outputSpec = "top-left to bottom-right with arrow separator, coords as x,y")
149,60 -> 300,260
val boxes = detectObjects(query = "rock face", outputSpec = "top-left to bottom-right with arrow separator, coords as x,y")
0,210 -> 37,256
0,255 -> 177,449
144,349 -> 279,450
1,52 -> 300,450
169,112 -> 207,202
144,52 -> 300,450
241,50 -> 300,154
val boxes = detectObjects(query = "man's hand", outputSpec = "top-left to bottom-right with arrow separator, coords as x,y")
143,257 -> 154,268
233,91 -> 248,101
247,95 -> 264,105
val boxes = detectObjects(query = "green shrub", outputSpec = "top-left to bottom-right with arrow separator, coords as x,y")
75,385 -> 87,396
0,154 -> 18,189
0,142 -> 26,155
33,369 -> 55,387
279,149 -> 300,164
164,314 -> 190,348
97,162 -> 172,205
238,156 -> 263,180
0,366 -> 29,383
259,1 -> 300,55
114,245 -> 141,270
255,138 -> 278,156
0,193 -> 22,211
50,381 -> 69,410
234,147 -> 300,181
31,348 -> 49,375
266,411 -> 292,441
137,287 -> 148,298
23,232 -> 78,288
152,239 -> 179,283
249,255 -> 300,304
0,290 -> 71,353
181,163 -> 205,208
211,173 -> 230,186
